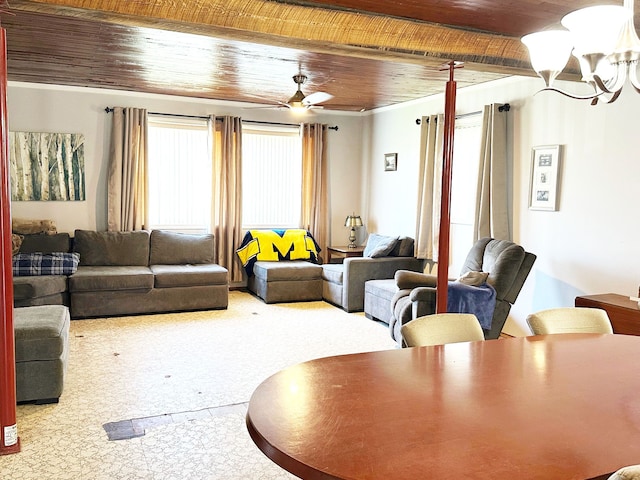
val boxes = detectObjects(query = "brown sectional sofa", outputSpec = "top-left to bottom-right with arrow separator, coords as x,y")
13,229 -> 229,318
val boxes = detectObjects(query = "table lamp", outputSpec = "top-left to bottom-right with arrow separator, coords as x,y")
344,214 -> 363,248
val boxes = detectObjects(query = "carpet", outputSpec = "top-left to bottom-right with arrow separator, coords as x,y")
1,291 -> 396,479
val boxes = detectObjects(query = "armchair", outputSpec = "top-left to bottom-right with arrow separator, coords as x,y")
389,238 -> 536,342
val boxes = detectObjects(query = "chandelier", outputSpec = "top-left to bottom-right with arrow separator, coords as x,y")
521,0 -> 640,104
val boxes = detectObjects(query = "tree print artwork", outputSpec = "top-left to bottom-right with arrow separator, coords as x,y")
9,132 -> 85,201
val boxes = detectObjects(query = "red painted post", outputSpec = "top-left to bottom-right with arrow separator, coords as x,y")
436,62 -> 459,314
0,26 -> 20,455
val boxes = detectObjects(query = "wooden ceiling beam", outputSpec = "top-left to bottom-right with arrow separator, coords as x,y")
9,0 -> 543,78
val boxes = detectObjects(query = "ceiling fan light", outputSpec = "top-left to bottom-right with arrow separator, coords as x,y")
288,102 -> 307,114
521,30 -> 573,85
562,6 -> 630,56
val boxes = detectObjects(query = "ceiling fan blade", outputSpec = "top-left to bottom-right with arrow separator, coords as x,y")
244,100 -> 291,110
303,92 -> 333,105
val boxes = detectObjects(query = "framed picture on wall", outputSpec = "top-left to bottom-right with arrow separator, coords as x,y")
529,144 -> 562,211
384,153 -> 397,171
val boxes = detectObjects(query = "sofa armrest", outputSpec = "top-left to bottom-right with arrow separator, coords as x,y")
342,256 -> 425,312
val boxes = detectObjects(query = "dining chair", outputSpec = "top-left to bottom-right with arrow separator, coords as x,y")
608,464 -> 640,479
526,307 -> 613,335
400,313 -> 485,347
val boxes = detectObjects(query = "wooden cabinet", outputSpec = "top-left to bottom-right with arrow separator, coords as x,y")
575,293 -> 640,336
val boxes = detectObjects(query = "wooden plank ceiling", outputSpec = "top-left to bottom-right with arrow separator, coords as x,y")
2,0 -> 633,112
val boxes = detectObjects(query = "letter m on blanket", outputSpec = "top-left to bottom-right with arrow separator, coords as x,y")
236,229 -> 320,274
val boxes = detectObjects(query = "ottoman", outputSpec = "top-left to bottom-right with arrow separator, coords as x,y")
248,261 -> 323,303
364,279 -> 398,325
14,305 -> 70,404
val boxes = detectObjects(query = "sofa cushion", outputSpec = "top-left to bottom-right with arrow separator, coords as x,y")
253,261 -> 322,282
151,264 -> 228,288
74,230 -> 150,266
363,234 -> 399,258
13,252 -> 80,276
14,305 -> 69,362
149,230 -> 214,265
69,266 -> 154,292
19,233 -> 71,254
321,263 -> 344,285
13,275 -> 68,301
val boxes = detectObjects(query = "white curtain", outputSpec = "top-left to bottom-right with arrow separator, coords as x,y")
107,107 -> 148,231
415,114 -> 444,262
474,104 -> 509,241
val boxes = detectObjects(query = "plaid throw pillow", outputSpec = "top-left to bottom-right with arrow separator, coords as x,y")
13,252 -> 80,276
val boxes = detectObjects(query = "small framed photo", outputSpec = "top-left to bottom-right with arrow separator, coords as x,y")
384,153 -> 397,171
529,145 -> 562,211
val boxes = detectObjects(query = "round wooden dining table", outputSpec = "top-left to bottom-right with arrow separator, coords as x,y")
246,334 -> 640,480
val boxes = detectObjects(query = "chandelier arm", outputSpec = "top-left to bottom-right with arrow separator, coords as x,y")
535,87 -> 604,101
593,62 -> 626,94
592,75 -> 624,101
604,89 -> 623,103
630,61 -> 640,91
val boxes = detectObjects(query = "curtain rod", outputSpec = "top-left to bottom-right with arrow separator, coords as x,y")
414,103 -> 510,125
104,108 -> 338,130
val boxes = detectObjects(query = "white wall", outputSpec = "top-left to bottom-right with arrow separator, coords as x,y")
8,82 -> 363,246
365,75 -> 640,335
11,77 -> 640,336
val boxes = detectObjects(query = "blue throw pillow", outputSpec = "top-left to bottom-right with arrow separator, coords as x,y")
363,234 -> 399,258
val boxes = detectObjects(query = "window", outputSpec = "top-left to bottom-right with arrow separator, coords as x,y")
241,124 -> 302,229
147,115 -> 211,233
449,114 -> 482,276
147,118 -> 304,233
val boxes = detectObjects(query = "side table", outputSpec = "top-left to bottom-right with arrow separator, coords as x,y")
326,245 -> 364,263
575,293 -> 640,336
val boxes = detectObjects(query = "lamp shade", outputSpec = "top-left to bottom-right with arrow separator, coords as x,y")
561,5 -> 630,55
345,215 -> 363,228
521,30 -> 573,75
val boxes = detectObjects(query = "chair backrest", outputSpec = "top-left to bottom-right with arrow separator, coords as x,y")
460,237 -> 536,303
608,464 -> 640,480
401,313 -> 485,347
526,307 -> 613,335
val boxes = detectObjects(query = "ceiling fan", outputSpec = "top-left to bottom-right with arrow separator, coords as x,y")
271,74 -> 333,113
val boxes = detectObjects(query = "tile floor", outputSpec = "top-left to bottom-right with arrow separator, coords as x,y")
1,291 -> 396,479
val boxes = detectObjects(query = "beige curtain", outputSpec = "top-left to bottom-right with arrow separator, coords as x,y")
107,107 -> 148,231
210,116 -> 243,283
474,104 -> 509,241
301,123 -> 329,260
415,114 -> 444,262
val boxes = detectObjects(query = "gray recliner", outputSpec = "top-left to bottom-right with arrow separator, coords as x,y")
389,238 -> 536,342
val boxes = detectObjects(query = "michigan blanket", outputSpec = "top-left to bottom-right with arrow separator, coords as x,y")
236,229 -> 321,276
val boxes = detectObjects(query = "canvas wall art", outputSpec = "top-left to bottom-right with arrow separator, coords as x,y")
10,131 -> 85,201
